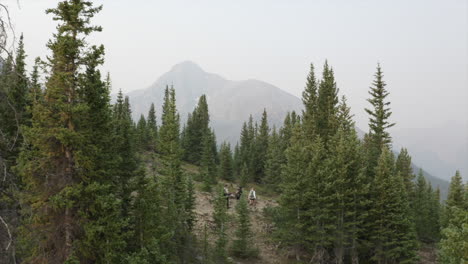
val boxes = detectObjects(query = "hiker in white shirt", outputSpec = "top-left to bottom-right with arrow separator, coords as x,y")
248,187 -> 256,206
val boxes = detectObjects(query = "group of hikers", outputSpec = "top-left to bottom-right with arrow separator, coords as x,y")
223,184 -> 256,209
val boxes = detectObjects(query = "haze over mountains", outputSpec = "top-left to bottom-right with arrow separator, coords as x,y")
126,61 -> 302,143
124,61 -> 450,195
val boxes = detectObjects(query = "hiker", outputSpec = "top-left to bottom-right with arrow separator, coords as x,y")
223,184 -> 230,209
248,187 -> 256,206
235,186 -> 243,200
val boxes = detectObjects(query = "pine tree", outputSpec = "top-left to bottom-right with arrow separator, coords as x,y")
0,35 -> 30,264
239,115 -> 256,180
147,102 -> 158,151
328,126 -> 369,263
232,143 -> 241,178
183,94 -> 210,164
201,130 -> 217,191
396,148 -> 415,196
9,34 -> 29,124
232,196 -> 257,258
414,170 -> 431,242
157,86 -> 191,261
369,147 -> 417,264
252,109 -> 269,182
136,114 -> 148,149
263,126 -> 283,190
364,64 -> 395,173
446,170 -> 465,209
302,63 -> 318,137
239,162 -> 249,188
127,172 -> 168,264
113,92 -> 139,217
218,142 -> 234,181
75,45 -> 128,263
316,61 -> 339,146
1,34 -> 29,160
26,57 -> 44,118
213,185 -> 229,263
336,96 -> 354,132
426,184 -> 441,242
438,171 -> 467,264
277,123 -> 315,257
438,208 -> 468,264
16,1 -> 105,262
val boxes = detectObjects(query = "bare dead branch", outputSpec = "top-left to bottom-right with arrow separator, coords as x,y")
0,215 -> 12,251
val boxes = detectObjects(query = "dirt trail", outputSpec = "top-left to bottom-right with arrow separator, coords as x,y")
193,188 -> 287,264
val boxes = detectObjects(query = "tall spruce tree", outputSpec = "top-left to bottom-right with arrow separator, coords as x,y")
183,94 -> 210,164
113,92 -> 139,217
0,34 -> 30,264
252,109 -> 269,182
213,185 -> 229,263
264,126 -> 283,191
136,114 -> 148,149
396,148 -> 415,196
9,34 -> 29,127
76,45 -> 128,263
364,64 -> 395,174
439,171 -> 466,264
316,61 -> 339,146
147,102 -> 158,151
201,130 -> 217,191
414,170 -> 431,242
232,196 -> 257,258
218,142 -> 234,181
15,1 -> 120,262
302,63 -> 318,137
157,86 -> 192,261
369,147 -> 417,264
27,57 -> 44,117
328,126 -> 369,263
277,124 -> 314,258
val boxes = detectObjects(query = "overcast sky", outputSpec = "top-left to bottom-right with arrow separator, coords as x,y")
4,0 -> 468,179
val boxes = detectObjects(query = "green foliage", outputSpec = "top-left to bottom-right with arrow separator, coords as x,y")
277,123 -> 315,254
414,170 -> 441,242
252,109 -> 269,183
232,196 -> 258,258
201,130 -> 217,191
147,103 -> 158,151
302,63 -> 318,136
263,126 -> 283,191
446,171 -> 465,209
396,148 -> 415,195
16,1 -> 114,262
364,64 -> 395,172
182,94 -> 211,164
213,185 -> 229,263
136,114 -> 149,149
316,61 -> 339,146
438,171 -> 467,263
438,207 -> 467,264
238,162 -> 249,188
219,142 -> 234,181
369,147 -> 418,264
327,127 -> 369,263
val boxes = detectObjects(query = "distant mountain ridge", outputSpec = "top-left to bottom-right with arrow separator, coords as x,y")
125,61 -> 302,143
123,61 -> 449,198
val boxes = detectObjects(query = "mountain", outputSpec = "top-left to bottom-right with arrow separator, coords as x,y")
126,61 -> 302,143
124,61 -> 449,198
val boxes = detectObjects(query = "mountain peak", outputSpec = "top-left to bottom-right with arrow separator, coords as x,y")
170,61 -> 204,73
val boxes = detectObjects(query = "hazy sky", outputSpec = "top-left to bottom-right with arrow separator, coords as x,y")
4,0 -> 468,179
